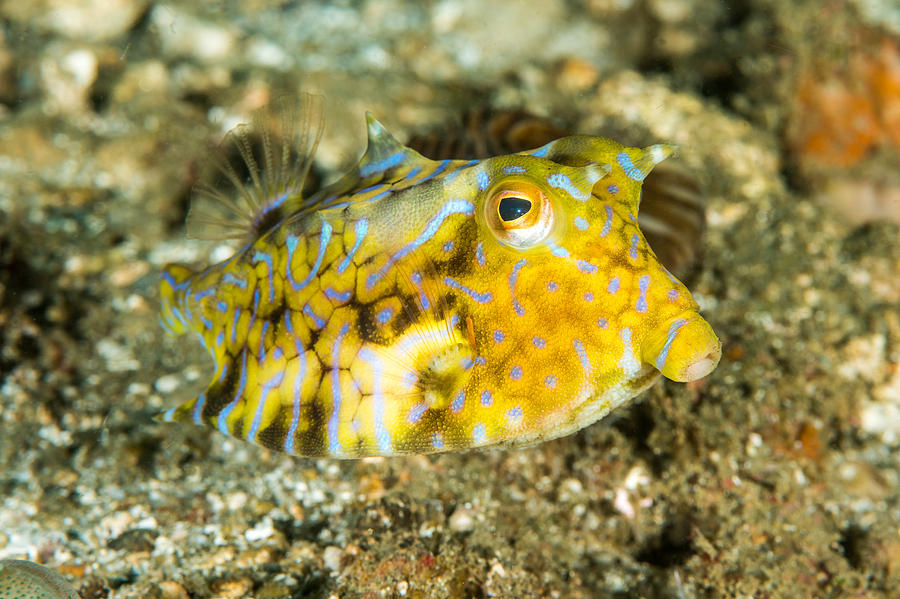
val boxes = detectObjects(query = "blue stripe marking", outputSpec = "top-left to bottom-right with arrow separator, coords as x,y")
367,200 -> 474,289
417,160 -> 449,185
507,406 -> 523,423
597,317 -> 609,328
284,345 -> 307,455
533,336 -> 546,348
475,242 -> 485,267
404,165 -> 423,181
584,292 -> 594,303
431,432 -> 444,449
617,152 -> 648,181
443,276 -> 493,303
410,272 -> 430,310
607,184 -> 619,194
446,159 -> 479,184
510,365 -> 523,380
502,165 -> 527,174
480,390 -> 493,406
655,318 -> 688,371
303,304 -> 326,329
577,260 -> 598,274
356,183 -> 389,195
231,307 -> 242,343
601,205 -> 613,236
217,301 -> 228,312
192,393 -> 207,424
160,270 -> 190,291
407,402 -> 428,424
216,330 -> 224,347
443,162 -> 470,184
258,320 -> 269,360
477,169 -> 490,191
296,222 -> 333,291
327,323 -> 350,455
574,216 -> 589,230
217,350 -> 247,436
442,240 -> 454,252
223,273 -> 247,289
608,277 -> 620,294
249,370 -> 285,441
547,281 -> 558,292
362,189 -> 391,203
338,218 -> 369,274
636,275 -> 650,313
356,347 -> 392,454
325,288 -> 352,303
252,251 -> 275,302
217,361 -> 229,383
359,151 -> 404,177
193,287 -> 216,301
493,329 -> 505,343
547,172 -> 590,201
544,374 -> 558,388
200,314 -> 213,330
531,140 -> 555,157
573,338 -> 592,375
473,422 -> 486,443
509,258 -> 527,316
285,234 -> 301,288
630,234 -> 640,260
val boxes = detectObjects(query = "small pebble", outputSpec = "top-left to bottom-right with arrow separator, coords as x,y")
448,508 -> 476,533
322,546 -> 343,572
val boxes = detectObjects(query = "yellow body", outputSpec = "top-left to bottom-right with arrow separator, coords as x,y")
159,111 -> 720,457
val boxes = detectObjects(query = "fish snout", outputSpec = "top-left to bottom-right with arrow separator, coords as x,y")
641,312 -> 721,382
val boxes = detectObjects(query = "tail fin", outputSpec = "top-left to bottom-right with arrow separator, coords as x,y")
159,264 -> 195,335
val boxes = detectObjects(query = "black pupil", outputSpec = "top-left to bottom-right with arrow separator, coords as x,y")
498,197 -> 532,222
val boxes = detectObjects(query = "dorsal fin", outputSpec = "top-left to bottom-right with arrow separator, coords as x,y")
186,94 -> 325,241
307,114 -> 435,207
358,114 -> 431,180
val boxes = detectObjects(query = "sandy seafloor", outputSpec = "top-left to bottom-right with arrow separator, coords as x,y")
1,0 -> 899,597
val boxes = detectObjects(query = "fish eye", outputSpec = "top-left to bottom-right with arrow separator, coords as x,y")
485,183 -> 555,249
497,196 -> 533,222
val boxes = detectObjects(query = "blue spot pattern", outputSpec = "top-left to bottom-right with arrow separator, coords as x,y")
636,275 -> 650,313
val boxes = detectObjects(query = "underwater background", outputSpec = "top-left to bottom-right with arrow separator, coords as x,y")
1,0 -> 899,597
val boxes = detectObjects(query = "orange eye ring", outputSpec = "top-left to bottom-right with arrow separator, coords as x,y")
485,181 -> 555,249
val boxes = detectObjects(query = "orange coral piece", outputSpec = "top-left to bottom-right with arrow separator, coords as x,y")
791,36 -> 900,168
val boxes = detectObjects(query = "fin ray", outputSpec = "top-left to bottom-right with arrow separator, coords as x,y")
187,94 -> 325,241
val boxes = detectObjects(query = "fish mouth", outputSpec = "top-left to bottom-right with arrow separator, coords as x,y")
641,312 -> 721,382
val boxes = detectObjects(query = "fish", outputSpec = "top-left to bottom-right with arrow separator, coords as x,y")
0,560 -> 80,599
158,96 -> 721,458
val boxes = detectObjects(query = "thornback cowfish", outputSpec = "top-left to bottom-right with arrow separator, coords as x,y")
159,96 -> 721,458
